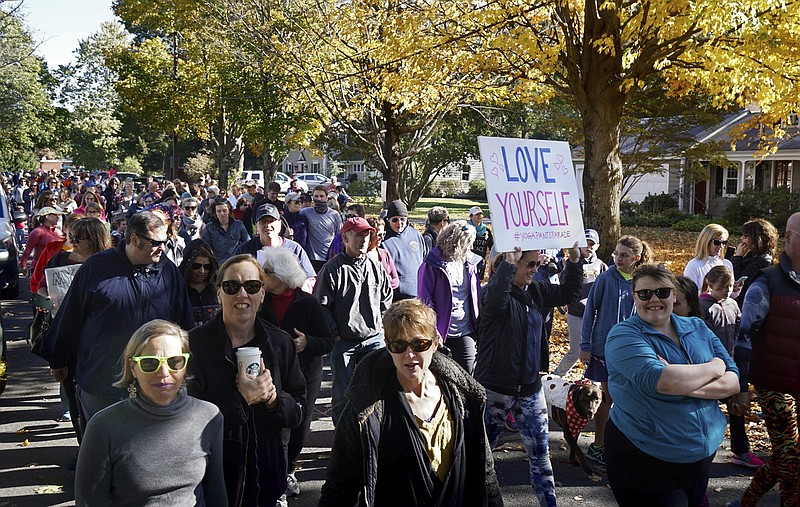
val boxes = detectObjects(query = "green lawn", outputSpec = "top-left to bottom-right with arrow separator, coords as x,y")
351,196 -> 489,220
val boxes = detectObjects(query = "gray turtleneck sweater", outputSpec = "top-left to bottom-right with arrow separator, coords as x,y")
75,392 -> 226,506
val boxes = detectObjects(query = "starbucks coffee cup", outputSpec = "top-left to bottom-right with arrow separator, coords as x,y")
236,347 -> 262,376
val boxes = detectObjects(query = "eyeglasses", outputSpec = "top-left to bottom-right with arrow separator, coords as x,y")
712,239 -> 728,246
220,279 -> 263,295
526,260 -> 538,269
386,338 -> 434,354
132,353 -> 190,373
635,287 -> 673,301
263,269 -> 274,276
70,236 -> 87,245
191,262 -> 212,271
389,217 -> 407,223
140,235 -> 167,247
183,206 -> 197,211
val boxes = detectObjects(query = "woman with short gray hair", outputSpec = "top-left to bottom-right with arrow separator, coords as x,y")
258,247 -> 333,498
417,220 -> 481,373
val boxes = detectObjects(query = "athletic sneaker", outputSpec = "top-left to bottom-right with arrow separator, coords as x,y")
286,471 -> 300,497
503,412 -> 519,432
587,443 -> 605,466
731,452 -> 765,469
276,493 -> 288,507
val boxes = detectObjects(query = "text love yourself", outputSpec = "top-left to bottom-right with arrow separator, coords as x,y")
494,146 -> 571,228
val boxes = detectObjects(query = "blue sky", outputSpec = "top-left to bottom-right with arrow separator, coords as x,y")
21,0 -> 116,69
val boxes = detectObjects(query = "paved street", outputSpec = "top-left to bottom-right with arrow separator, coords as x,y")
0,278 -> 778,506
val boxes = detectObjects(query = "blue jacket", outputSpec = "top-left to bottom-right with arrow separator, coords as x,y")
201,219 -> 250,263
381,224 -> 428,300
581,265 -> 635,356
417,247 -> 481,340
43,241 -> 193,400
606,314 -> 738,463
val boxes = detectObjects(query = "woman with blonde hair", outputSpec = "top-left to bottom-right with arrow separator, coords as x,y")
683,223 -> 735,291
418,220 -> 481,373
75,319 -> 226,505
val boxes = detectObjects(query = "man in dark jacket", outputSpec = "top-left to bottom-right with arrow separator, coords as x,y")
44,211 -> 193,430
316,217 -> 393,425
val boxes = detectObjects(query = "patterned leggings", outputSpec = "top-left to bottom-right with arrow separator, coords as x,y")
484,388 -> 556,507
741,389 -> 800,506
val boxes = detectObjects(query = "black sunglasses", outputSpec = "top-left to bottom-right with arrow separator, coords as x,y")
635,287 -> 673,301
526,260 -> 538,269
191,262 -> 212,271
140,235 -> 167,247
132,353 -> 190,373
221,280 -> 263,295
712,239 -> 728,246
183,206 -> 197,211
386,338 -> 434,354
389,217 -> 407,223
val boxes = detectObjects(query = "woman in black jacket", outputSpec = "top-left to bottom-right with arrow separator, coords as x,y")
187,254 -> 306,507
320,299 -> 502,506
258,247 -> 333,498
476,244 -> 581,507
732,218 -> 778,306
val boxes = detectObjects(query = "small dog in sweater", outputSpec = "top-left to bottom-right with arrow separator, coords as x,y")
541,374 -> 603,475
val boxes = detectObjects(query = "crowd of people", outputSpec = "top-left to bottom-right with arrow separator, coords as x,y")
10,166 -> 800,506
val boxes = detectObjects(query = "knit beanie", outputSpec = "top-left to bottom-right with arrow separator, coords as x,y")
387,200 -> 408,218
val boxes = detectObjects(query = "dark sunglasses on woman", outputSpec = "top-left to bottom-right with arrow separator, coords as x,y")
220,280 -> 263,295
634,287 -> 673,301
386,338 -> 434,354
132,353 -> 190,373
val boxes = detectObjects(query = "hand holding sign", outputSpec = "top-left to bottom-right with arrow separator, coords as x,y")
478,137 -> 586,252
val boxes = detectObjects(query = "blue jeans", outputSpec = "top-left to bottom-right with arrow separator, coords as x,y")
330,334 -> 384,426
485,387 -> 556,507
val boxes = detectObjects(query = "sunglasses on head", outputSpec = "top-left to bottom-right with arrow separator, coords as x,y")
132,353 -> 190,373
221,279 -> 263,295
191,262 -> 211,271
140,235 -> 167,247
635,287 -> 673,301
386,338 -> 434,354
712,239 -> 728,246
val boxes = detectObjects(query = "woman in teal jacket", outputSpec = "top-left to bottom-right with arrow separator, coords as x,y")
605,264 -> 739,506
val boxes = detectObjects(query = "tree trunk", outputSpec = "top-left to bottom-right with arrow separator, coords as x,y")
580,104 -> 624,262
381,100 -> 401,205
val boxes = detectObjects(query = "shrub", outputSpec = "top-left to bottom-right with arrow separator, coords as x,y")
620,200 -> 639,216
347,174 -> 382,206
468,179 -> 486,198
724,187 -> 800,230
425,180 -> 463,198
620,208 -> 689,228
640,192 -> 679,214
672,215 -> 714,232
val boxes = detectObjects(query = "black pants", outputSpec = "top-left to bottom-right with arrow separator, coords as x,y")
606,418 -> 713,507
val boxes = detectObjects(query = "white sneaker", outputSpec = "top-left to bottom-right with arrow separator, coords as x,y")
276,493 -> 288,507
286,472 -> 300,497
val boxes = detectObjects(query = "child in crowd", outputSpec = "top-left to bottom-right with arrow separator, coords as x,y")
700,266 -> 763,469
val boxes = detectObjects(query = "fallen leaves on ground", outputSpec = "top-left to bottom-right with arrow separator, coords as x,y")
19,439 -> 29,447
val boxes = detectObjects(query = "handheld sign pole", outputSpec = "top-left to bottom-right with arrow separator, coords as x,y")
477,136 -> 586,252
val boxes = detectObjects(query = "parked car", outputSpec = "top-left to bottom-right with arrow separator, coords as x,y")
294,172 -> 330,187
273,171 -> 291,192
0,187 -> 20,300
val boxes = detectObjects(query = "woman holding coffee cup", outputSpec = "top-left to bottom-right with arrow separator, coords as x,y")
188,254 -> 307,507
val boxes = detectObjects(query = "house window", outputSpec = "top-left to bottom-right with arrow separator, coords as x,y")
462,166 -> 470,181
775,161 -> 793,189
352,163 -> 364,172
312,162 -> 320,172
723,166 -> 738,197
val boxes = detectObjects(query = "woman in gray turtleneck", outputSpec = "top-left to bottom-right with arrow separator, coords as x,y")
75,320 -> 226,507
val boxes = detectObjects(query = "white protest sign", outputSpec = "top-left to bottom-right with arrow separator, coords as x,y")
478,136 -> 585,252
44,264 -> 81,316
